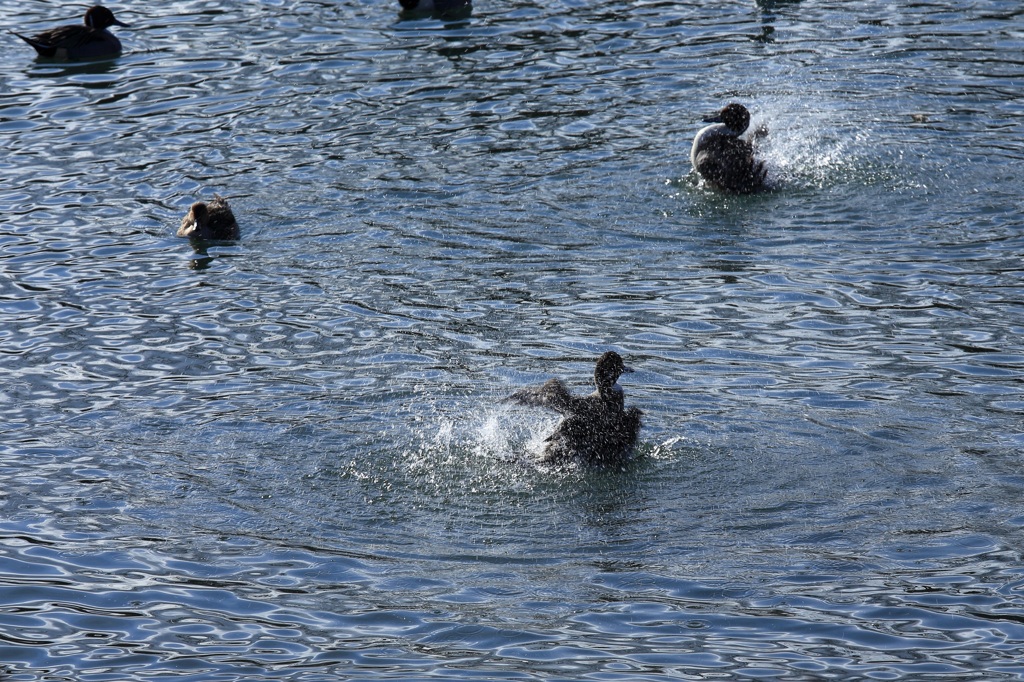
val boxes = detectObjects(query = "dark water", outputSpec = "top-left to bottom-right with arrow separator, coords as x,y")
3,0 -> 1024,678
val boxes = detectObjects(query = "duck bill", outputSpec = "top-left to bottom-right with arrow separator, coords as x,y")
621,365 -> 635,374
113,18 -> 130,27
702,113 -> 723,123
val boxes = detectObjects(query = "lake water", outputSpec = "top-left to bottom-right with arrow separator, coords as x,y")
2,0 -> 1024,678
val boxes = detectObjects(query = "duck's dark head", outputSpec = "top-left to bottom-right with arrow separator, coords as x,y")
704,102 -> 751,135
594,351 -> 632,391
190,201 -> 210,222
85,6 -> 129,29
178,201 -> 209,238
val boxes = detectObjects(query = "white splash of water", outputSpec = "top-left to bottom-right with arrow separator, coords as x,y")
468,404 -> 558,464
751,103 -> 866,190
749,96 -> 926,192
401,397 -> 561,485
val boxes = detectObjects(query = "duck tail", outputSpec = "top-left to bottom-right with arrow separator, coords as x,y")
11,31 -> 56,57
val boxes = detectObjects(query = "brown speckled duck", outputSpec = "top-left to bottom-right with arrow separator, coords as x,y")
691,103 -> 768,194
507,351 -> 643,466
177,195 -> 240,241
13,6 -> 129,61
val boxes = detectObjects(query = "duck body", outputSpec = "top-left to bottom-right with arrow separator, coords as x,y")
691,103 -> 767,194
13,6 -> 128,61
178,195 -> 239,241
508,351 -> 642,466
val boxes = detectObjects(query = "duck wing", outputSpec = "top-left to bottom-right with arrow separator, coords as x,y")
32,25 -> 98,48
14,26 -> 118,58
507,378 -> 579,416
13,30 -> 61,57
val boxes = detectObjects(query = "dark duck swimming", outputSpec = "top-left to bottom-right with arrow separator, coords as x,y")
177,195 -> 240,241
507,351 -> 642,466
691,103 -> 768,194
398,0 -> 472,19
12,5 -> 129,61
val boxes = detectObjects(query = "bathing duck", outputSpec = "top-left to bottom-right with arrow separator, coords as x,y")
177,195 -> 239,241
507,351 -> 643,466
399,0 -> 472,19
691,103 -> 767,194
12,6 -> 129,61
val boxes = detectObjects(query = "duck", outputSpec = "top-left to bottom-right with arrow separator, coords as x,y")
177,195 -> 240,241
690,102 -> 768,194
398,0 -> 472,19
507,351 -> 643,466
12,6 -> 129,61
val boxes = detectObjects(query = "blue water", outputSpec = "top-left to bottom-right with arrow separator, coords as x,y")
2,0 -> 1024,679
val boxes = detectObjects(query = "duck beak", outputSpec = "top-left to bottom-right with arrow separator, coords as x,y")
702,113 -> 723,123
113,18 -> 130,27
622,365 -> 635,374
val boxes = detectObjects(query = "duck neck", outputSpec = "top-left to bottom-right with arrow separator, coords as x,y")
596,381 -> 624,407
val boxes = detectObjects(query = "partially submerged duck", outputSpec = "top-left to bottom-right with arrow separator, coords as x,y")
178,195 -> 239,241
691,102 -> 767,194
12,5 -> 129,61
398,0 -> 472,19
507,351 -> 642,466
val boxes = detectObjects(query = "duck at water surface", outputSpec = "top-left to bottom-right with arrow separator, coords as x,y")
12,5 -> 129,61
507,351 -> 643,466
398,0 -> 472,19
691,102 -> 768,194
178,195 -> 240,242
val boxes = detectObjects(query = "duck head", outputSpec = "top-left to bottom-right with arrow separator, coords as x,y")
594,351 -> 633,392
704,102 -> 751,135
178,201 -> 209,238
85,6 -> 129,29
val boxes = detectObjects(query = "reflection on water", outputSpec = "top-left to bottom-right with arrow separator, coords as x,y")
2,0 -> 1024,679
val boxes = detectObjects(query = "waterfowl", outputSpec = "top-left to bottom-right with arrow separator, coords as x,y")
177,195 -> 239,241
12,6 -> 129,61
507,351 -> 643,466
398,0 -> 472,19
691,103 -> 767,194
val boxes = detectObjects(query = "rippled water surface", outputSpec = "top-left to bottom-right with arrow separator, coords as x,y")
3,0 -> 1024,678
